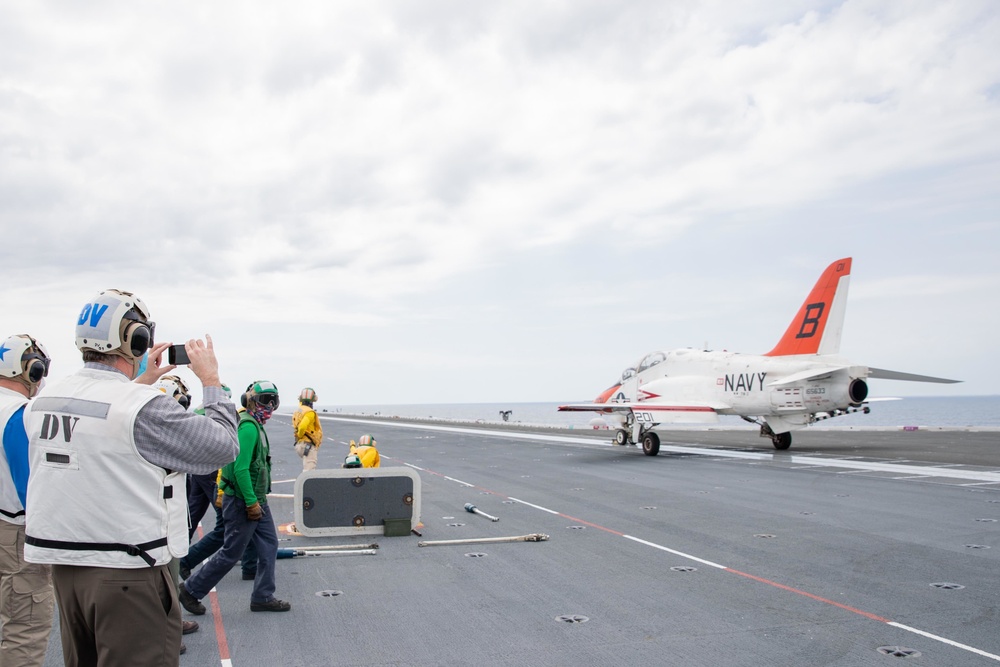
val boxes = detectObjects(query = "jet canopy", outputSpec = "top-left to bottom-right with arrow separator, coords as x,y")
621,351 -> 666,382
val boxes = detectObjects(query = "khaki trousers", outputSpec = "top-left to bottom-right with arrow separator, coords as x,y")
0,520 -> 53,667
294,440 -> 319,471
51,563 -> 181,667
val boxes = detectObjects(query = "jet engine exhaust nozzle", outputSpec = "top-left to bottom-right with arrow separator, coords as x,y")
849,379 -> 868,405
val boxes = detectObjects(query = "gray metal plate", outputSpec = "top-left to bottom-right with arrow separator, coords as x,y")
292,467 -> 422,537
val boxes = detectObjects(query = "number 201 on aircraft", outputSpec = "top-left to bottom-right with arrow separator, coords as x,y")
635,412 -> 656,423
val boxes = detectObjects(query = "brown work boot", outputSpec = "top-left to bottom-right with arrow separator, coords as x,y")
250,598 -> 291,612
182,620 -> 199,634
178,584 -> 206,615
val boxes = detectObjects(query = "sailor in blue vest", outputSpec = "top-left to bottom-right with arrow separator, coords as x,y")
0,333 -> 54,667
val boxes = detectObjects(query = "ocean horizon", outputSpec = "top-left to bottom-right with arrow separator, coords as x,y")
314,395 -> 1000,430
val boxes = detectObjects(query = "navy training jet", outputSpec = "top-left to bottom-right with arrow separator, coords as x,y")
558,258 -> 960,454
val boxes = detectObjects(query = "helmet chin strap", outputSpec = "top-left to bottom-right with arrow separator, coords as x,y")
11,374 -> 42,398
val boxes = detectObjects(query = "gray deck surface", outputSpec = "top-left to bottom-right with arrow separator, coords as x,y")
41,419 -> 1000,666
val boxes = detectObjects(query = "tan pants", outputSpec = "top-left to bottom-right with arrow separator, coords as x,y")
294,440 -> 319,471
0,521 -> 53,667
51,563 -> 181,667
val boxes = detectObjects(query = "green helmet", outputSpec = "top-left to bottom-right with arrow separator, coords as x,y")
242,380 -> 279,409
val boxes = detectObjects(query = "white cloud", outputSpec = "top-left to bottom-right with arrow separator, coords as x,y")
1,1 -> 998,405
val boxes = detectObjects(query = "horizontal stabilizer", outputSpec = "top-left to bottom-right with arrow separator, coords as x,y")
868,368 -> 961,384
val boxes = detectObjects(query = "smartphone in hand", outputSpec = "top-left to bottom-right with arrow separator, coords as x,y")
167,344 -> 190,365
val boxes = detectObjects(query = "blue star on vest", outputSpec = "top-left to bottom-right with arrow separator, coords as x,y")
0,343 -> 10,361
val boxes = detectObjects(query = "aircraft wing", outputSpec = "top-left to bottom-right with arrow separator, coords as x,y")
867,368 -> 961,384
558,403 -> 633,414
558,402 -> 722,424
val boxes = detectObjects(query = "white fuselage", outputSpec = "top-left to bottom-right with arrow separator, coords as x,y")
614,349 -> 869,425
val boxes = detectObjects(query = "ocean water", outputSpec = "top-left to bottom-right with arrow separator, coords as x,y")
325,396 -> 1000,430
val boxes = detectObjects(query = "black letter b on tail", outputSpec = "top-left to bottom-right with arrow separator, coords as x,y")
796,302 -> 825,339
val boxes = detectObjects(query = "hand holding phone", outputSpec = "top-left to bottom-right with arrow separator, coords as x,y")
167,344 -> 190,365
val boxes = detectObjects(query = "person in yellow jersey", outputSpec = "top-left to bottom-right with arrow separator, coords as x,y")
292,388 -> 323,471
346,434 -> 380,468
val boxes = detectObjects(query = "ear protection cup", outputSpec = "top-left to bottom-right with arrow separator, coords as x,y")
26,359 -> 46,384
240,392 -> 248,408
122,321 -> 152,358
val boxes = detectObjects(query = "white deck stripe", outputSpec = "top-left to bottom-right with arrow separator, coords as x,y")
508,497 -> 560,514
888,623 -> 1000,662
622,535 -> 727,569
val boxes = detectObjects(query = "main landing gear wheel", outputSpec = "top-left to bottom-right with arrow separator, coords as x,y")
772,432 -> 792,450
641,432 -> 660,456
614,429 -> 628,446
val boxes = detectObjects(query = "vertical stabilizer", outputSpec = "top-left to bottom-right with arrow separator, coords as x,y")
765,258 -> 852,357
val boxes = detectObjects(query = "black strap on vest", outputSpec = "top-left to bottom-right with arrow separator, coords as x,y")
0,508 -> 25,519
24,534 -> 168,567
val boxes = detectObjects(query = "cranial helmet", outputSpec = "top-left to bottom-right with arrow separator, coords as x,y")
299,387 -> 317,405
76,289 -> 155,359
221,383 -> 233,400
242,380 -> 280,409
357,434 -> 376,447
154,374 -> 191,410
0,334 -> 51,392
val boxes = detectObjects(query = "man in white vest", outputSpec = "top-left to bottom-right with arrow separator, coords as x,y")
0,333 -> 54,667
24,289 -> 240,667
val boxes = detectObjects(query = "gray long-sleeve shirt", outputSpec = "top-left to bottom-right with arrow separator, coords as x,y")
86,363 -> 240,473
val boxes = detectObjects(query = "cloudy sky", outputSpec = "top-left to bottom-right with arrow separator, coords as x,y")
1,1 -> 997,409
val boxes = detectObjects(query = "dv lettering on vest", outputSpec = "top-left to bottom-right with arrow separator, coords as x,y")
39,414 -> 80,442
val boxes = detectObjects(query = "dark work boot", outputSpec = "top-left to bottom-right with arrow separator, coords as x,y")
250,598 -> 291,612
178,584 -> 206,615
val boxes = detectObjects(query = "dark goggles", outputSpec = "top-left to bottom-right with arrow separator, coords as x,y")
254,392 -> 280,409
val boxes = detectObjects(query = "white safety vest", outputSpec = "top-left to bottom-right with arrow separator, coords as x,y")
0,387 -> 28,525
24,368 -> 187,568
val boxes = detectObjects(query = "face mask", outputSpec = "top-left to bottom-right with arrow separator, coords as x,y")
251,405 -> 274,424
137,352 -> 149,376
